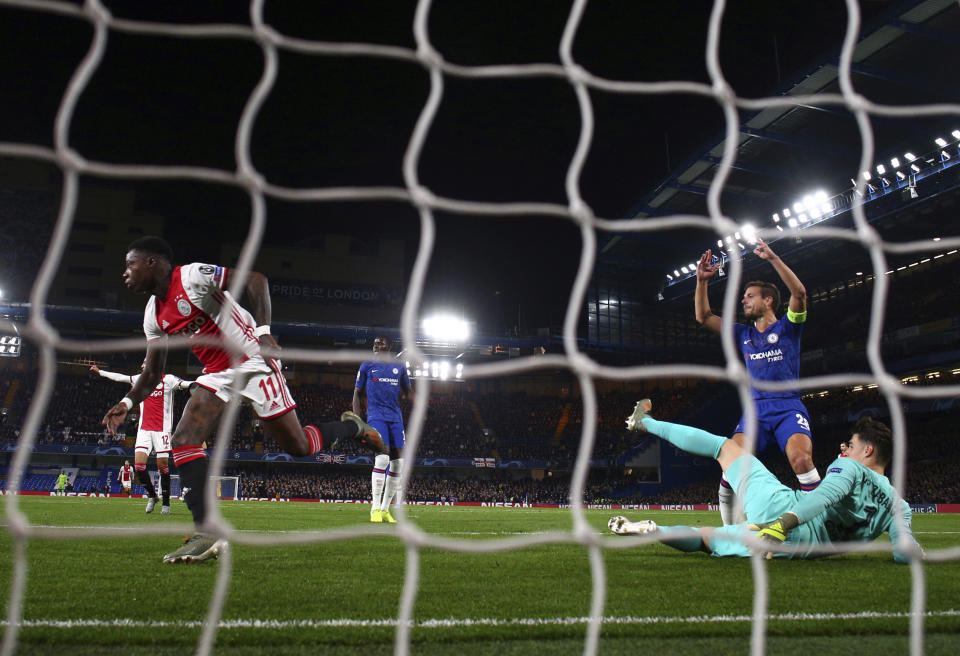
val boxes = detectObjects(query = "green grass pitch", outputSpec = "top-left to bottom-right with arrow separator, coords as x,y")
1,496 -> 959,655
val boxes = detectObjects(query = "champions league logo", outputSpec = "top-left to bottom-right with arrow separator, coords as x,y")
766,332 -> 779,344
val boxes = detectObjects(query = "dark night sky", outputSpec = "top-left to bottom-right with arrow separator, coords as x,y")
0,0 -> 898,332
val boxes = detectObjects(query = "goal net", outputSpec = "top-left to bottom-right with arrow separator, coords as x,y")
1,1 -> 958,656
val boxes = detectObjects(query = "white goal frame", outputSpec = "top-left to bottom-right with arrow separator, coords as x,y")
167,474 -> 240,501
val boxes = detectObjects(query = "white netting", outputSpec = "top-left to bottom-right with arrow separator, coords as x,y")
2,1 -> 960,655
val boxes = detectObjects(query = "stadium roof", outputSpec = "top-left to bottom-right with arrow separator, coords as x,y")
598,0 -> 960,299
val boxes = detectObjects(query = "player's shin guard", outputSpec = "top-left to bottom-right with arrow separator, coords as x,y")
657,526 -> 707,553
718,478 -> 737,526
381,458 -> 403,511
797,467 -> 821,492
372,454 -> 389,508
640,418 -> 725,460
159,465 -> 171,505
134,464 -> 158,499
172,446 -> 208,527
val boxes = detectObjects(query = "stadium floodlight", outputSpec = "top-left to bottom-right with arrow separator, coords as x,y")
935,137 -> 947,147
792,201 -> 804,213
941,150 -> 951,160
910,163 -> 921,173
933,237 -> 941,241
782,208 -> 791,218
736,242 -> 746,250
422,315 -> 470,343
455,363 -> 463,379
890,157 -> 900,169
798,213 -> 808,223
717,239 -> 723,248
776,225 -> 783,231
741,223 -> 757,244
771,213 -> 780,222
953,130 -> 960,140
666,273 -> 673,281
876,164 -> 886,175
734,232 -> 741,240
724,235 -> 733,244
788,217 -> 798,228
680,266 -> 689,274
688,263 -> 696,271
862,171 -> 872,181
673,269 -> 680,277
896,171 -> 906,181
904,152 -> 916,162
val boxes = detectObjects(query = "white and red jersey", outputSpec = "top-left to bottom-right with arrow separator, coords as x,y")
143,263 -> 261,374
118,464 -> 133,483
131,373 -> 188,433
96,369 -> 190,433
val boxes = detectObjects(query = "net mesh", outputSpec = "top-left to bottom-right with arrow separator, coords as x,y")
2,1 -> 960,655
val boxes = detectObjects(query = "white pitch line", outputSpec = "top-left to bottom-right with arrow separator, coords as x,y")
3,609 -> 959,630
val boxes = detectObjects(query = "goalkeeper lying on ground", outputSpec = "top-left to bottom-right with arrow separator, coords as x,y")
610,401 -> 921,562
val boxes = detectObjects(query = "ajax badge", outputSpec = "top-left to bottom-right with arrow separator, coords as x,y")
177,299 -> 192,317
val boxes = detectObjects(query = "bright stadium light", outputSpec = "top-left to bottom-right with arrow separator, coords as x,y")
952,130 -> 960,140
422,316 -> 470,342
896,171 -> 906,180
673,269 -> 680,277
788,218 -> 799,228
862,171 -> 872,181
724,235 -> 733,244
792,201 -> 804,213
680,266 -> 689,274
876,164 -> 886,175
771,213 -> 780,222
782,208 -> 791,218
741,223 -> 757,244
935,137 -> 947,147
890,157 -> 900,169
688,263 -> 696,271
904,152 -> 916,162
717,239 -> 723,248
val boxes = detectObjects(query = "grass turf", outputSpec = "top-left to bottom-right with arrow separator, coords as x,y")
1,496 -> 958,654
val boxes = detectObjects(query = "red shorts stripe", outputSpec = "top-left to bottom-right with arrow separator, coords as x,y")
172,446 -> 207,467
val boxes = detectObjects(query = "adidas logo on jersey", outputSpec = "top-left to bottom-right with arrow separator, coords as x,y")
162,319 -> 170,329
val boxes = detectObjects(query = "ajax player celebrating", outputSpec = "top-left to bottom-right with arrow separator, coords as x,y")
92,362 -> 193,514
695,238 -> 820,525
101,236 -> 382,563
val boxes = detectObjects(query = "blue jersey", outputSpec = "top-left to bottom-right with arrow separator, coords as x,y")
733,314 -> 804,400
791,457 -> 919,563
355,360 -> 410,423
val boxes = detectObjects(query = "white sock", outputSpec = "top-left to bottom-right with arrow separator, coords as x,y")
718,479 -> 737,526
380,458 -> 403,512
796,467 -> 821,492
371,454 -> 389,510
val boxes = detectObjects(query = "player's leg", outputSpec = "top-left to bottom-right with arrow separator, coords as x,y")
369,419 -> 390,522
133,439 -> 160,512
246,362 -> 359,457
627,399 -> 730,462
156,454 -> 171,513
162,388 -> 227,563
378,423 -> 405,523
773,402 -> 820,491
608,516 -> 709,553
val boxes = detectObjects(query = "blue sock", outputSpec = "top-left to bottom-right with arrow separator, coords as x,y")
641,417 -> 725,460
657,525 -> 706,553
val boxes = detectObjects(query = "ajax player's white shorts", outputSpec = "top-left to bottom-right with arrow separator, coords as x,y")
121,481 -> 131,492
194,354 -> 296,420
135,430 -> 172,456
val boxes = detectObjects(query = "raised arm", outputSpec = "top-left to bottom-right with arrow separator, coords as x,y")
754,239 -> 806,315
90,365 -> 133,384
694,250 -> 723,334
101,341 -> 166,435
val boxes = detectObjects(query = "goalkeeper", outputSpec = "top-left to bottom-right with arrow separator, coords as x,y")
611,400 -> 921,562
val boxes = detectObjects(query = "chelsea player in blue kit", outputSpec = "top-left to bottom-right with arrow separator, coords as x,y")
612,403 -> 921,562
353,335 -> 415,523
695,238 -> 820,525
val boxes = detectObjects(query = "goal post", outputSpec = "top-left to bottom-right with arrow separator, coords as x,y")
166,474 -> 240,501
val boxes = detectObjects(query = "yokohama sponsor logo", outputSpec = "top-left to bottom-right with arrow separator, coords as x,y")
749,348 -> 783,361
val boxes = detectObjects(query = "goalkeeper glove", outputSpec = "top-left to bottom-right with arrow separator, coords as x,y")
747,512 -> 799,559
